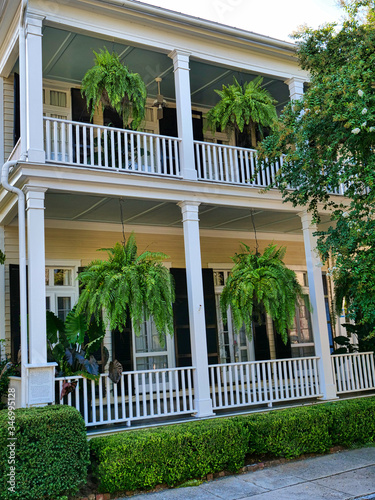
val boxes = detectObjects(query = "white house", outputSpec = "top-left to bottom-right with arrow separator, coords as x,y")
1,0 -> 374,429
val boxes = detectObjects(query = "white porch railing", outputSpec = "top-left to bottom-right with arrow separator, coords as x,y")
209,357 -> 321,410
44,117 -> 181,177
331,352 -> 375,394
56,366 -> 195,427
194,140 -> 282,187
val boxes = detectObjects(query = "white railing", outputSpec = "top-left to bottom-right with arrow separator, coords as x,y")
209,356 -> 321,410
194,141 -> 282,187
44,117 -> 181,177
56,366 -> 195,427
331,352 -> 375,394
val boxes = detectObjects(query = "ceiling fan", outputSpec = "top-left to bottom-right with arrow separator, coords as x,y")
152,77 -> 167,120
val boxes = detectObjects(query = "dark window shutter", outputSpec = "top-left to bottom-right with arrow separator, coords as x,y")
9,264 -> 28,363
111,318 -> 132,372
170,268 -> 218,367
13,73 -> 20,146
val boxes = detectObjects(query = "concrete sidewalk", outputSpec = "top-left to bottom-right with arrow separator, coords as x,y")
121,446 -> 375,500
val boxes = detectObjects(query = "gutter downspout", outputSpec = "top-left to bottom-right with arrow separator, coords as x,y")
19,0 -> 28,159
1,159 -> 27,407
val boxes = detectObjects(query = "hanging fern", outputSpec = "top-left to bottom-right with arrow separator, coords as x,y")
205,76 -> 277,147
81,48 -> 147,130
75,233 -> 175,340
0,250 -> 5,265
220,243 -> 305,344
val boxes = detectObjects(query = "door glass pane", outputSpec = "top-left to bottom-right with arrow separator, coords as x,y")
151,320 -> 167,352
54,269 -> 72,286
57,296 -> 71,322
136,355 -> 168,371
46,296 -> 51,311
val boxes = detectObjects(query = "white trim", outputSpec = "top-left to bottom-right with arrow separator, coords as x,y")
45,258 -> 81,267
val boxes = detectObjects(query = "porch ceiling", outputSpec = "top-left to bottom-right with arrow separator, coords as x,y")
37,25 -> 290,111
43,192 -> 332,234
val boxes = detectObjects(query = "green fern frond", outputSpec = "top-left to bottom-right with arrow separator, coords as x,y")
81,48 -> 147,130
75,233 -> 175,340
220,243 -> 305,344
205,76 -> 278,144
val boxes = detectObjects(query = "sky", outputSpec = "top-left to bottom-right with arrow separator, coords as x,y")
137,0 -> 344,42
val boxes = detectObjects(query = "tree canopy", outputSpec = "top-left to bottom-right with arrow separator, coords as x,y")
258,0 -> 375,334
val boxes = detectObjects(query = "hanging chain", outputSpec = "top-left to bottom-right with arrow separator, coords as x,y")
251,209 -> 259,255
119,198 -> 126,247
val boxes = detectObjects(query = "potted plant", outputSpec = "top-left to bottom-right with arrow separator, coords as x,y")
74,232 -> 175,341
220,243 -> 305,344
205,76 -> 278,148
81,48 -> 147,130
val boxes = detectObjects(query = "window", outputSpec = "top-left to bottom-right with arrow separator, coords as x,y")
132,316 -> 174,372
214,269 -> 253,364
45,266 -> 78,322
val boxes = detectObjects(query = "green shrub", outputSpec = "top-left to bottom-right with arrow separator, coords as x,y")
90,416 -> 249,493
0,405 -> 89,500
91,397 -> 375,494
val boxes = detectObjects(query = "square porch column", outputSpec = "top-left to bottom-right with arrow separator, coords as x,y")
169,50 -> 197,181
285,77 -> 305,102
299,211 -> 337,400
25,14 -> 45,163
24,185 -> 55,406
178,201 -> 214,417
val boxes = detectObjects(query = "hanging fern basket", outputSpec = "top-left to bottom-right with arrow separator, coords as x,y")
75,232 -> 175,341
81,48 -> 147,130
220,243 -> 305,344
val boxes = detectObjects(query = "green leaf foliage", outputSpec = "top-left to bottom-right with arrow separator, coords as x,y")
0,250 -> 5,265
0,405 -> 89,500
75,233 -> 175,339
90,397 -> 375,494
205,76 -> 278,147
81,48 -> 147,130
258,0 -> 375,332
220,243 -> 304,343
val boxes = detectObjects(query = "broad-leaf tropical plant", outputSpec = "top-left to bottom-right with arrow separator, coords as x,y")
75,232 -> 175,340
81,48 -> 147,130
220,243 -> 305,344
205,76 -> 278,148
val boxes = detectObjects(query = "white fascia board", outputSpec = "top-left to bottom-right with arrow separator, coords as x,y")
29,0 -> 307,81
9,163 -> 298,212
0,4 -> 20,77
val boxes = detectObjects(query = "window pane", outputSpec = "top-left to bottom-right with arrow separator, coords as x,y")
214,271 -> 225,286
45,268 -> 50,286
54,269 -> 72,286
57,296 -> 71,322
46,296 -> 51,311
136,355 -> 168,371
151,320 -> 167,352
135,322 -> 148,352
50,90 -> 67,107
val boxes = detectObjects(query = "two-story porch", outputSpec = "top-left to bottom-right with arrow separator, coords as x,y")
1,0 -> 374,428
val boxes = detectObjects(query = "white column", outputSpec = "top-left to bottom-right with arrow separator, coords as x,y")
25,14 -> 45,163
285,77 -> 305,102
299,211 -> 337,400
178,201 -> 214,417
169,50 -> 197,181
0,226 -> 5,360
25,186 -> 47,364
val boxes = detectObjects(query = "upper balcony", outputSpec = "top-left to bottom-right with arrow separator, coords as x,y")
1,1 -> 309,194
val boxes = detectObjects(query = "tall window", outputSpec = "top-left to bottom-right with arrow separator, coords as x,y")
45,267 -> 77,322
132,316 -> 175,371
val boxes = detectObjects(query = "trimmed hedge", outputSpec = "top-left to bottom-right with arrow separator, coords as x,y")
91,397 -> 375,494
0,405 -> 90,500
